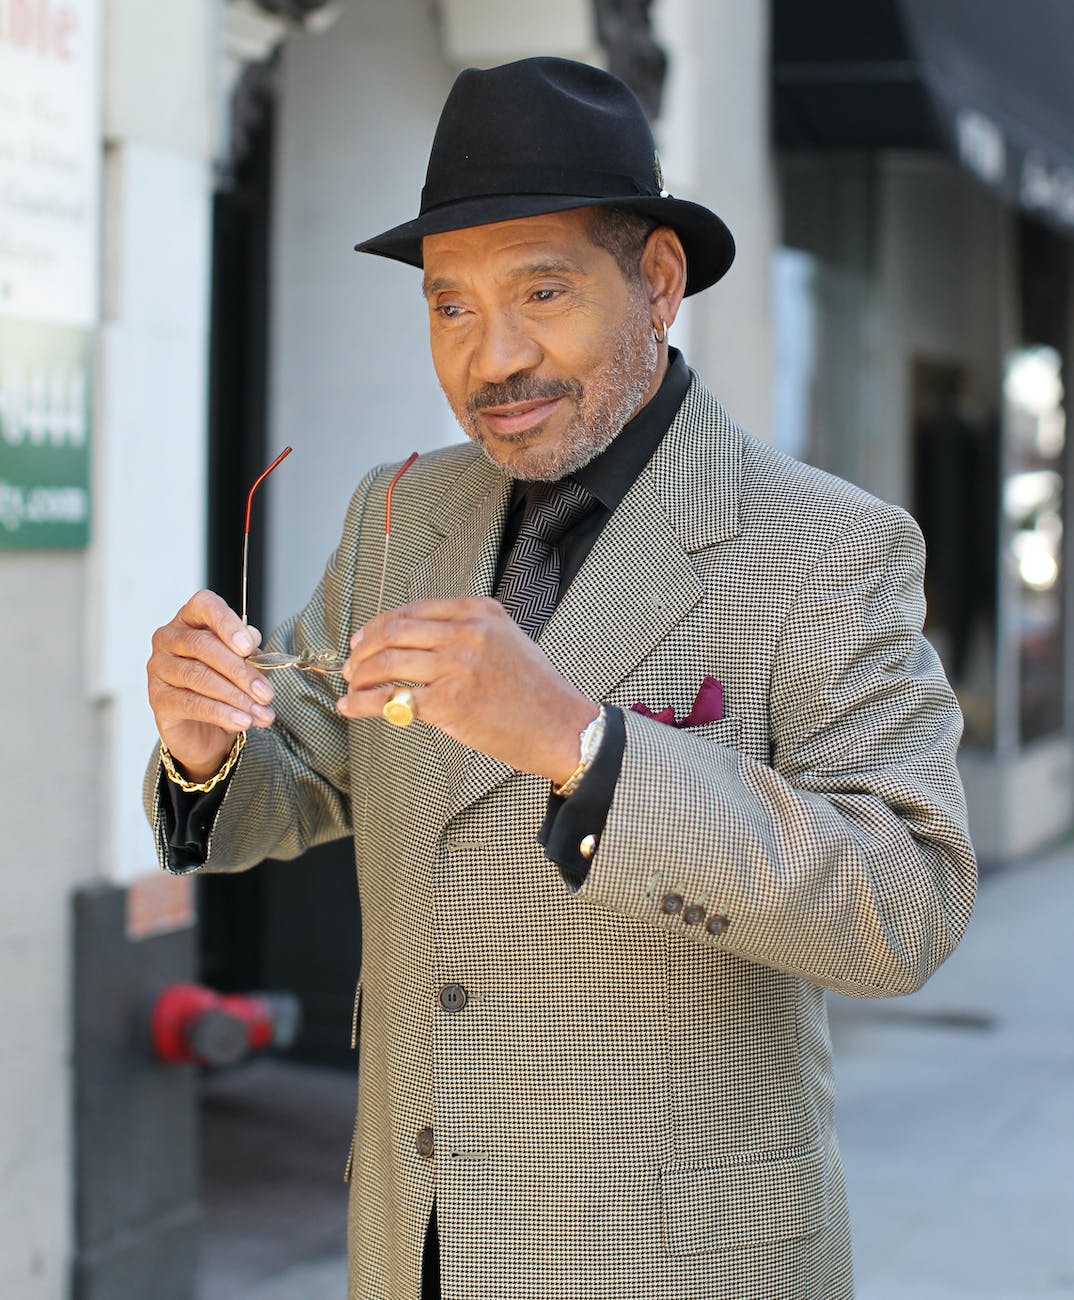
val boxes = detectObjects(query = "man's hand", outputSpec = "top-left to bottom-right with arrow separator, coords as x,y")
147,589 -> 277,782
338,597 -> 597,784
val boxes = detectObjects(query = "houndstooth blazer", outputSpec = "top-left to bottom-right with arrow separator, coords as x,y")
147,373 -> 976,1300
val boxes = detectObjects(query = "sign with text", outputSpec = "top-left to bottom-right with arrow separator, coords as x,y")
0,317 -> 91,547
0,0 -> 101,325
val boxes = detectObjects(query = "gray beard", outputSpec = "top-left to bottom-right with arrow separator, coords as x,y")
453,309 -> 659,482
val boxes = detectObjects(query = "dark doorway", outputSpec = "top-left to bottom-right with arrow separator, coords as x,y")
201,59 -> 360,1067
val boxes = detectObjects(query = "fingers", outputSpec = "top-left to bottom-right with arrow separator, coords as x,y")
183,588 -> 263,655
338,597 -> 517,724
336,682 -> 424,722
341,645 -> 439,695
346,597 -> 503,669
148,590 -> 276,738
348,596 -> 504,649
341,599 -> 498,703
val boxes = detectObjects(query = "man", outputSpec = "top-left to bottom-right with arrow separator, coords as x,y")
146,58 -> 976,1300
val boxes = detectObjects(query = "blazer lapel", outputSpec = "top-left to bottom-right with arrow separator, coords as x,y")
539,375 -> 742,705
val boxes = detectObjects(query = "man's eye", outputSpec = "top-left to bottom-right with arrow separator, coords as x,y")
531,288 -> 558,302
435,303 -> 464,319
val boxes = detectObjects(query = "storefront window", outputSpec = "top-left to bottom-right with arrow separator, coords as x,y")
996,217 -> 1071,747
1002,344 -> 1065,742
913,363 -> 999,748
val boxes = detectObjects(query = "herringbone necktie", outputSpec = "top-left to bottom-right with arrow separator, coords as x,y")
495,479 -> 594,638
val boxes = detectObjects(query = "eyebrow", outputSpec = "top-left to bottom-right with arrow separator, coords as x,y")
421,258 -> 584,299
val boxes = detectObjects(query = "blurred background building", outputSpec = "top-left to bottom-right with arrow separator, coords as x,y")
2,0 -> 1073,1296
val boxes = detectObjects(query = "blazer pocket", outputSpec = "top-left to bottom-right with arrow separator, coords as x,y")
681,715 -> 740,748
660,1145 -> 823,1254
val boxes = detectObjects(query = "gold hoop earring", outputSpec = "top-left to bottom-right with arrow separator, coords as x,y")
653,319 -> 669,344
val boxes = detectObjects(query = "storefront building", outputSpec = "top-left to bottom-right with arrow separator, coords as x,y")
771,0 -> 1074,861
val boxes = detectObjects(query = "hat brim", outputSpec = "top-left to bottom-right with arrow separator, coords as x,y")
354,193 -> 734,297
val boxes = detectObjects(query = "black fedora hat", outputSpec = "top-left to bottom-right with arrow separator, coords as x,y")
355,57 -> 734,297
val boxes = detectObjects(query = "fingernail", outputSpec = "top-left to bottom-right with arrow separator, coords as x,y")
230,710 -> 253,729
350,629 -> 363,647
253,705 -> 275,726
251,678 -> 273,704
232,630 -> 256,655
335,696 -> 349,715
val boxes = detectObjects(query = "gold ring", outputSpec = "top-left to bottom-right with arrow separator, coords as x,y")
382,686 -> 416,727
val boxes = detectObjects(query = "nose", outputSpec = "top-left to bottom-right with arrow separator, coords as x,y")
470,309 -> 542,385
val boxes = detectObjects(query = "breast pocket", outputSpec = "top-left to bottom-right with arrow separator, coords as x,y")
680,715 -> 740,749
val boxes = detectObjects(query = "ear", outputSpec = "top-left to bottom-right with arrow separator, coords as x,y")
640,226 -> 688,331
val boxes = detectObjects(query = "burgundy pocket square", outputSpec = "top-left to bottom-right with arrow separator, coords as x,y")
631,675 -> 723,728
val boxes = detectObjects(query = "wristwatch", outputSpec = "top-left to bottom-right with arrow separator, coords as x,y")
553,706 -> 607,799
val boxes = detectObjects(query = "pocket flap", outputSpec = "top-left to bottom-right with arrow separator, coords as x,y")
661,1146 -> 824,1255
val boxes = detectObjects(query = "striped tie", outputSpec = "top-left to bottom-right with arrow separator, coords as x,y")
495,479 -> 594,638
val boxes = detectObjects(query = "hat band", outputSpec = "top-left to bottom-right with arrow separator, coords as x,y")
420,163 -> 658,214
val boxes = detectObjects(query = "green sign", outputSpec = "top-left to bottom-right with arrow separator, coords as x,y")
0,318 -> 91,548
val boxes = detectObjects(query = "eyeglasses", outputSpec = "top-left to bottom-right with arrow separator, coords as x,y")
243,446 -> 418,672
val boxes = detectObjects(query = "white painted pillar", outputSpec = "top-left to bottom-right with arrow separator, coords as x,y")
655,0 -> 776,440
92,0 -> 216,884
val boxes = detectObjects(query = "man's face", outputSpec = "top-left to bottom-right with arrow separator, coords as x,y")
422,209 -> 660,480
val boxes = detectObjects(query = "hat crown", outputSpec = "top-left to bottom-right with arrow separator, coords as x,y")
421,57 -> 661,214
354,56 -> 735,297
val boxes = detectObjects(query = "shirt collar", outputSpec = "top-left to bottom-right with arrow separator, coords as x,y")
571,348 -> 690,511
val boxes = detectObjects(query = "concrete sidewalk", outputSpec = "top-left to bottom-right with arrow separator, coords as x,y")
227,846 -> 1074,1299
830,844 -> 1074,1299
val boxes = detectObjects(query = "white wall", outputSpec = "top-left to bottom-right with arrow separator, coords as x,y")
0,556 -> 97,1297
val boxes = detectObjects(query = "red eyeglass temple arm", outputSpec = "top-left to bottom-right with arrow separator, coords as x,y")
376,451 -> 419,616
241,446 -> 292,625
385,451 -> 419,533
241,446 -> 418,628
244,445 -> 293,536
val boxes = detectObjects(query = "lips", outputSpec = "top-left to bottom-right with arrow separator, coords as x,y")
479,396 -> 564,437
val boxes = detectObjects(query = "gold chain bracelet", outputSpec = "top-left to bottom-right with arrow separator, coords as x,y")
160,731 -> 246,794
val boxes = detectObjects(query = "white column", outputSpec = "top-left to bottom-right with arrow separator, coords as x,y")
91,0 -> 216,884
655,0 -> 776,440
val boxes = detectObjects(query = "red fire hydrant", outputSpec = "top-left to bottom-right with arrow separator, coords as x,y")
150,983 -> 302,1068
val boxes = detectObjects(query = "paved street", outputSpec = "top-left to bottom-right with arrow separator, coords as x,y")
215,846 -> 1074,1299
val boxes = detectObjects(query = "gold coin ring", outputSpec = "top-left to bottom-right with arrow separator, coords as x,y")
383,686 -> 416,727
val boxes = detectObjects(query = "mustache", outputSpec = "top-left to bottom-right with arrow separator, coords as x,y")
468,374 -> 583,419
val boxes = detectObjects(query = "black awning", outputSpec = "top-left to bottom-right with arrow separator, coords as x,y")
772,0 -> 1074,234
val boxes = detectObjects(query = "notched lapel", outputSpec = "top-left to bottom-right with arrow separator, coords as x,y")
539,473 -> 703,702
540,374 -> 743,701
407,457 -> 511,605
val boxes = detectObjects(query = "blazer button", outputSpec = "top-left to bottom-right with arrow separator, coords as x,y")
706,913 -> 729,936
683,903 -> 706,925
661,892 -> 684,916
439,982 -> 468,1013
415,1126 -> 435,1158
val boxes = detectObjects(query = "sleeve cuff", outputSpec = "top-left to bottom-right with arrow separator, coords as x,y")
161,769 -> 231,873
538,704 -> 626,890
